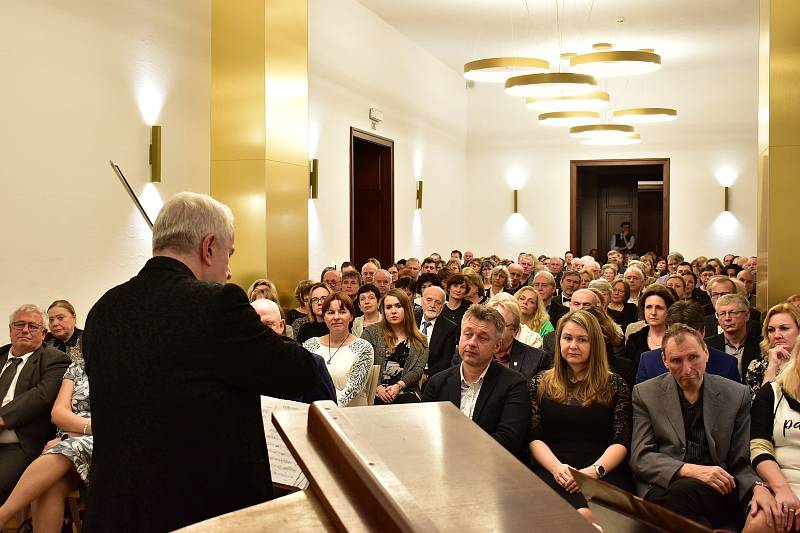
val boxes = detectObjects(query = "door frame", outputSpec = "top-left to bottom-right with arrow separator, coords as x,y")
569,158 -> 670,256
349,127 -> 394,264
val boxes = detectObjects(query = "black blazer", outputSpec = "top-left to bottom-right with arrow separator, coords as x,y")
422,361 -> 530,458
705,332 -> 761,379
83,257 -> 318,533
417,315 -> 459,376
508,339 -> 551,380
0,344 -> 69,460
547,300 -> 568,329
624,326 -> 652,377
703,314 -> 762,340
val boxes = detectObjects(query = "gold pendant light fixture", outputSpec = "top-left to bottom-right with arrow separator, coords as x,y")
504,72 -> 598,98
613,107 -> 678,123
569,124 -> 635,140
525,91 -> 610,112
570,49 -> 662,77
537,111 -> 600,127
464,57 -> 550,83
579,133 -> 642,146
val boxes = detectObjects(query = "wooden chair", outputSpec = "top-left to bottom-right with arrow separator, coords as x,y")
67,489 -> 82,533
365,364 -> 380,406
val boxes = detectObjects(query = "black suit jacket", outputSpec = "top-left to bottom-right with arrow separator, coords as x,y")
0,344 -> 69,460
547,300 -> 568,329
507,339 -> 551,380
418,315 -> 459,376
83,257 -> 318,533
422,361 -> 530,458
703,314 -> 761,340
705,332 -> 761,380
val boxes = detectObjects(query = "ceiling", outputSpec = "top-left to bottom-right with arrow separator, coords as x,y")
355,0 -> 759,147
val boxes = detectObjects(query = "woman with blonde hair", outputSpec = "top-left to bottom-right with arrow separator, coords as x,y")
747,303 -> 800,398
361,289 -> 428,404
529,310 -> 633,525
579,268 -> 593,289
514,286 -> 554,338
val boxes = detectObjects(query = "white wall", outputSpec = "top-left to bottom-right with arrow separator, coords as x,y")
308,0 -> 468,275
0,0 -> 210,339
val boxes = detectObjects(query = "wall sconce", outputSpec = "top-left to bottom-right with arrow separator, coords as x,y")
723,186 -> 730,211
309,159 -> 319,199
415,180 -> 423,209
513,189 -> 519,213
149,125 -> 161,183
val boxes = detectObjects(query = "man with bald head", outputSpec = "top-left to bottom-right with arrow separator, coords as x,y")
374,269 -> 392,296
462,250 -> 474,267
417,286 -> 459,378
506,263 -> 525,294
250,299 -> 336,404
361,262 -> 377,285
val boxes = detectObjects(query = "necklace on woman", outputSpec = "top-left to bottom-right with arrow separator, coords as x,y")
327,334 -> 350,364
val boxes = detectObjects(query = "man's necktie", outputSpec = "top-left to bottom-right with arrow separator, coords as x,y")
422,321 -> 431,335
0,357 -> 24,402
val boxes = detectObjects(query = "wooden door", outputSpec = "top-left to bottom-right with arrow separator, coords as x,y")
350,128 -> 394,268
598,177 -> 638,257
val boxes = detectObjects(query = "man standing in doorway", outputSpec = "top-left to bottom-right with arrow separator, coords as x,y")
610,221 -> 636,253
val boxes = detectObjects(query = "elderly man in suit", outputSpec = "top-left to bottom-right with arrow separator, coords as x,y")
83,192 -> 318,533
486,296 -> 550,380
631,323 -> 775,529
417,286 -> 459,380
705,294 -> 761,379
422,304 -> 530,459
0,305 -> 70,504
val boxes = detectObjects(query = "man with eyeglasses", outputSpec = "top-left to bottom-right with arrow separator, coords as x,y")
703,276 -> 762,335
0,304 -> 69,504
705,294 -> 762,379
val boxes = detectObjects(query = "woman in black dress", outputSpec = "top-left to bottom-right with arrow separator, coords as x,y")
529,309 -> 633,526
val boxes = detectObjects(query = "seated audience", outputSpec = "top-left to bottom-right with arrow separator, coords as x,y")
506,263 -> 525,293
423,304 -> 530,457
351,284 -> 382,337
625,285 -> 677,376
557,270 -> 580,306
361,289 -> 428,404
340,270 -> 362,313
387,264 -> 399,286
705,275 -> 762,334
514,286 -> 553,344
750,341 -> 800,532
321,267 -> 341,292
0,341 -> 89,532
486,295 -> 550,380
361,261 -> 377,285
462,270 -> 486,305
601,263 -> 618,282
607,279 -> 639,332
303,293 -> 374,407
1,305 -> 70,506
706,294 -> 762,380
747,303 -> 800,398
421,256 -> 437,274
480,259 -> 496,290
417,286 -> 459,379
636,300 -> 740,384
529,310 -> 633,526
623,266 -> 646,305
251,299 -> 335,403
286,280 -> 313,326
487,265 -> 510,299
578,268 -> 593,289
296,282 -> 331,343
373,269 -> 391,296
532,271 -> 568,329
630,323 -> 774,530
441,273 -> 472,326
44,300 -> 82,354
665,274 -> 687,301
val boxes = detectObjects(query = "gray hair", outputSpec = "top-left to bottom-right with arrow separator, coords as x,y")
9,304 -> 47,328
624,266 -> 644,280
422,285 -> 446,300
152,192 -> 234,255
487,293 -> 521,331
533,270 -> 556,287
716,293 -> 749,311
462,304 -> 505,340
490,265 -> 511,288
375,269 -> 391,280
588,279 -> 612,298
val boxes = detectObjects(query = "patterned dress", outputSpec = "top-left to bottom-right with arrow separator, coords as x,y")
43,359 -> 92,482
303,337 -> 374,407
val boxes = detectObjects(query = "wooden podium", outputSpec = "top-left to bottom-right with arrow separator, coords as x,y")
177,401 -> 595,532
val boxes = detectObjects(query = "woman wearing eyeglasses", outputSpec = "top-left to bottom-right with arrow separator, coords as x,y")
296,283 -> 331,344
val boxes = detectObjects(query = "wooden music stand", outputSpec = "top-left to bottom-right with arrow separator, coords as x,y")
570,468 -> 712,533
178,401 -> 596,532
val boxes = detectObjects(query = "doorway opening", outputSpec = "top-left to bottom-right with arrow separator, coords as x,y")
350,127 -> 394,268
570,159 -> 670,259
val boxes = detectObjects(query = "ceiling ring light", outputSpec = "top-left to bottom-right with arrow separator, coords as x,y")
613,107 -> 678,123
505,73 -> 598,98
525,91 -> 610,111
538,111 -> 600,127
570,50 -> 661,77
464,57 -> 550,83
569,124 -> 635,140
580,133 -> 642,146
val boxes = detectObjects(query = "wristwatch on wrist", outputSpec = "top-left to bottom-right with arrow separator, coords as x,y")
592,464 -> 606,478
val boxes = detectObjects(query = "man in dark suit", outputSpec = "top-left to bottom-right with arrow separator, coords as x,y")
487,298 -> 550,380
532,271 -> 567,327
636,301 -> 740,384
0,305 -> 70,503
423,305 -> 530,458
417,286 -> 459,379
705,294 -> 762,380
703,276 -> 762,333
83,192 -> 318,533
631,324 -> 775,529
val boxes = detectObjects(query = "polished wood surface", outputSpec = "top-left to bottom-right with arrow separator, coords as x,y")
273,401 -> 595,532
175,490 -> 335,533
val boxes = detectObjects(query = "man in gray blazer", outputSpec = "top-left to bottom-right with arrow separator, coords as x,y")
630,323 -> 776,529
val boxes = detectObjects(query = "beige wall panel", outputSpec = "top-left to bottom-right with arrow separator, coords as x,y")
265,0 -> 309,166
768,0 -> 800,148
211,159 -> 268,289
211,0 -> 266,162
265,160 -> 310,306
763,146 -> 800,305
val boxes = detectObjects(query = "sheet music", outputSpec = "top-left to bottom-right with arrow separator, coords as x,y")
261,396 -> 309,490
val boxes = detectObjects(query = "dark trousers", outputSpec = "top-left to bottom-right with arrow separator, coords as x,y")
0,443 -> 28,504
374,391 -> 420,405
646,478 -> 743,530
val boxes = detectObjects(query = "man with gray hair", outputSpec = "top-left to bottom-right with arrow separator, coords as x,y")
423,304 -> 530,458
83,192 -> 318,532
705,294 -> 761,378
417,286 -> 459,379
373,269 -> 392,296
486,295 -> 550,381
0,304 -> 69,504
